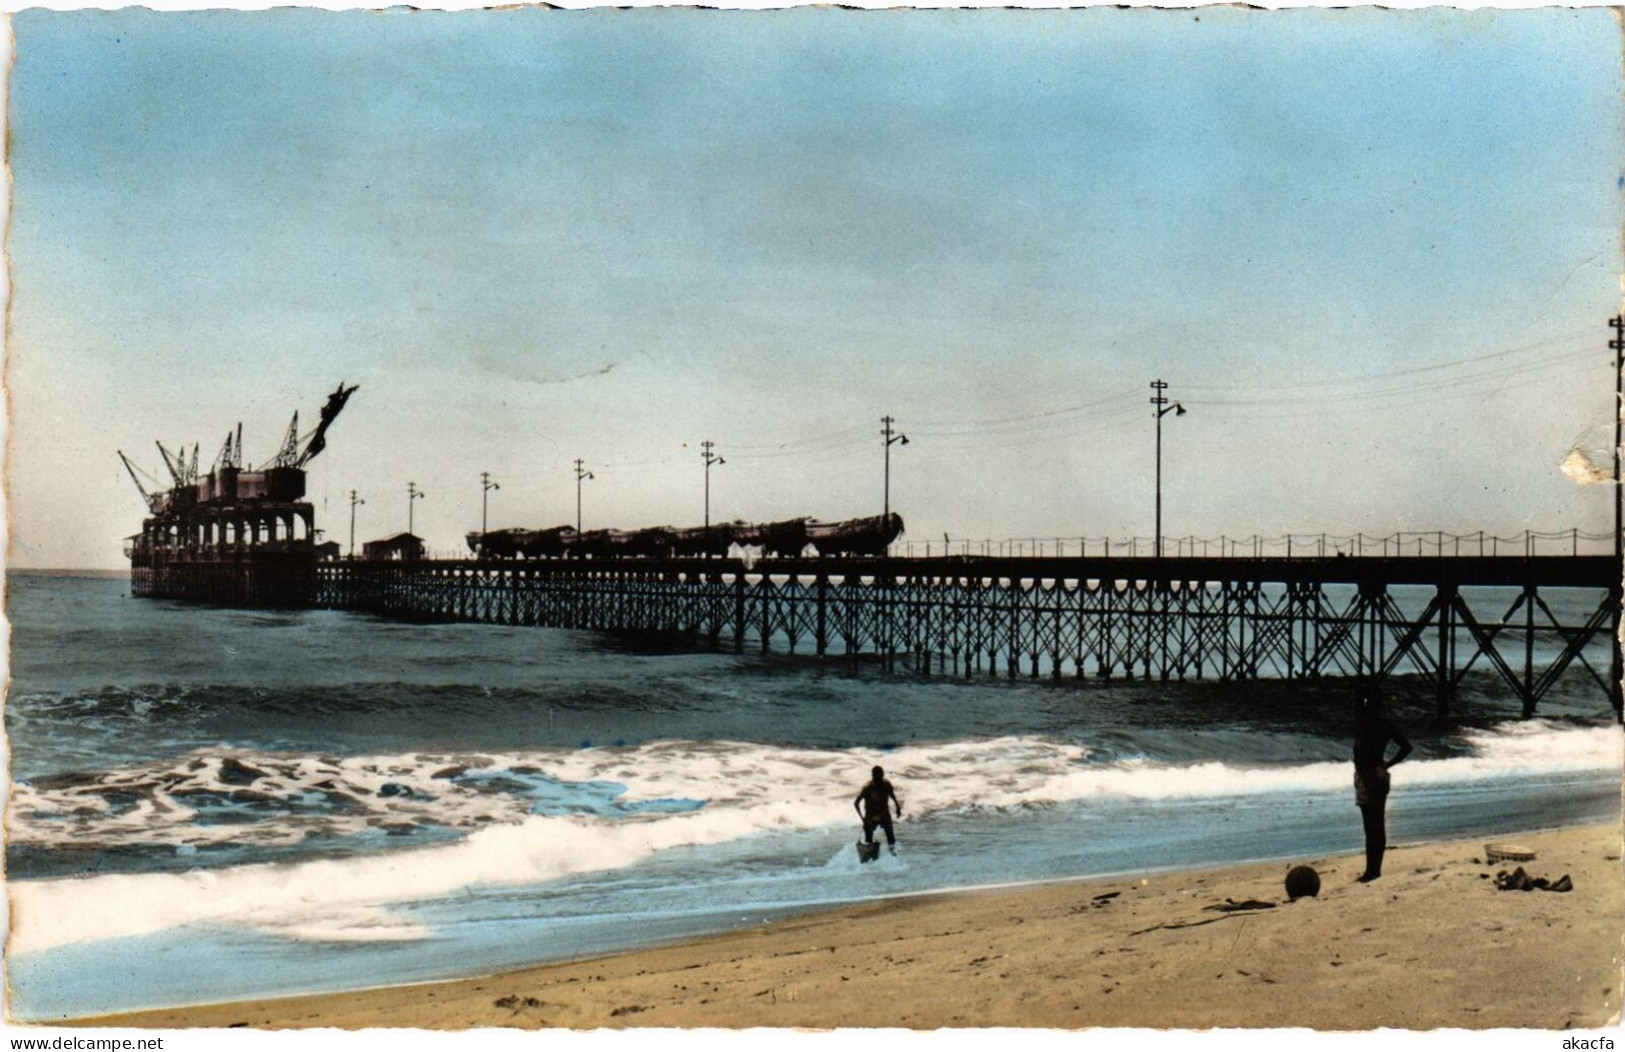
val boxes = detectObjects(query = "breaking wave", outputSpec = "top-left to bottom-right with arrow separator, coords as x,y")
10,721 -> 1617,956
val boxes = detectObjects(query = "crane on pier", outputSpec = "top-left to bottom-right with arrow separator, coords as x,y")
266,383 -> 359,469
155,442 -> 187,487
212,422 -> 246,473
117,451 -> 167,512
156,441 -> 201,485
269,413 -> 301,469
121,384 -> 358,509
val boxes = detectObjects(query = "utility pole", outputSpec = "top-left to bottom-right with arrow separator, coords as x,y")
348,490 -> 364,558
1150,380 -> 1187,560
574,459 -> 594,534
1609,315 -> 1623,720
881,415 -> 909,520
407,481 -> 425,537
1612,316 -> 1623,565
481,471 -> 501,537
700,441 -> 725,528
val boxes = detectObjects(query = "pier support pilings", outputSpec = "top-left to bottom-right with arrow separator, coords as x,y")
312,554 -> 1623,720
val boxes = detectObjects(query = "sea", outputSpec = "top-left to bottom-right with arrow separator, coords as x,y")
6,570 -> 1622,1021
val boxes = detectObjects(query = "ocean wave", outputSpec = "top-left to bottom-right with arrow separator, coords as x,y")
9,721 -> 1618,956
8,750 -> 706,852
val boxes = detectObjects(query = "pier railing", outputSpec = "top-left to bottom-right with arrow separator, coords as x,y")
415,528 -> 1614,564
315,550 -> 1623,721
886,528 -> 1616,561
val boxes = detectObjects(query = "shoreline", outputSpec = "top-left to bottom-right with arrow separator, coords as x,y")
62,822 -> 1623,1030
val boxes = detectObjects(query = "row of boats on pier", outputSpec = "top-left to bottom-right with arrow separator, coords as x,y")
465,513 -> 905,560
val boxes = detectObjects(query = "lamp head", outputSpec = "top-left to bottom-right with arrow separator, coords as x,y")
1175,403 -> 1187,416
899,434 -> 910,446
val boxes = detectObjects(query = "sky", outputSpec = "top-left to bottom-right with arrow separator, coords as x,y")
7,6 -> 1623,568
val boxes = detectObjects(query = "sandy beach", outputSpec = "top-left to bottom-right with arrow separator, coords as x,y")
73,823 -> 1621,1031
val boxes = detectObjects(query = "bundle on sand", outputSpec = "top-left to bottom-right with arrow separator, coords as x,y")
1494,866 -> 1572,893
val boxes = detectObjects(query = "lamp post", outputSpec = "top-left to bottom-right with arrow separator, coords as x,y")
1149,380 -> 1187,560
1609,315 -> 1623,720
701,441 -> 725,528
1612,316 -> 1623,566
480,471 -> 501,537
348,490 -> 364,558
573,459 -> 594,534
881,415 -> 909,521
407,481 -> 425,537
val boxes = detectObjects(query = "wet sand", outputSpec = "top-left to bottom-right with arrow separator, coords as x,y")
76,823 -> 1621,1030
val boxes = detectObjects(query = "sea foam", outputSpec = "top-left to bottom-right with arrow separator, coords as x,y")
10,721 -> 1618,956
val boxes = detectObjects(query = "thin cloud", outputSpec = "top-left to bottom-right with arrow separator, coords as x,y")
473,353 -> 618,387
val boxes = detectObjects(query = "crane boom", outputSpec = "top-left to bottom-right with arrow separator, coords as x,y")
293,382 -> 358,468
155,442 -> 185,486
118,451 -> 163,511
213,431 -> 234,472
268,412 -> 301,469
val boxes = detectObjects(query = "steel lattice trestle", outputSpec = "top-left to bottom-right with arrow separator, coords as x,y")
313,554 -> 1623,719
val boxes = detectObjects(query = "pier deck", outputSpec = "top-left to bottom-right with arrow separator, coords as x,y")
314,553 -> 1623,719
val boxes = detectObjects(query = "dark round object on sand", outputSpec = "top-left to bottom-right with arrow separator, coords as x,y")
1285,865 -> 1321,900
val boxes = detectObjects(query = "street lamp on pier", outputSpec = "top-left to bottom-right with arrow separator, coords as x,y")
1150,380 -> 1187,560
348,490 -> 364,558
480,472 -> 501,537
882,415 -> 909,520
700,441 -> 725,529
407,481 -> 425,537
573,459 -> 594,534
1609,315 -> 1624,719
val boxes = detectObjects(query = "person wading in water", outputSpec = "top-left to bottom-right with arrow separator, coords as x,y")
1353,693 -> 1413,883
854,766 -> 903,855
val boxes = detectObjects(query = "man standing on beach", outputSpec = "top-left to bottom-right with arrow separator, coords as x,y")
1353,693 -> 1412,883
855,766 -> 903,855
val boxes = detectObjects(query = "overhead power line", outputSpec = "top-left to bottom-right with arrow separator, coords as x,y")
1182,329 -> 1593,395
1186,344 -> 1599,415
454,328 -> 1609,485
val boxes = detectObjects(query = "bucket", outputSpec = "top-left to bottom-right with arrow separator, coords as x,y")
1485,843 -> 1536,866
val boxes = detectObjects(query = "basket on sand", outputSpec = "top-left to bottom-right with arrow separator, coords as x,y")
1485,842 -> 1536,865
